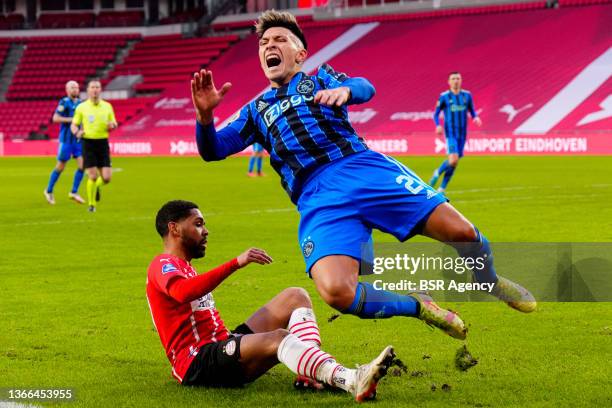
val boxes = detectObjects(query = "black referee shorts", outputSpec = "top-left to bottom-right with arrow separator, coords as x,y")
82,138 -> 111,169
182,323 -> 254,387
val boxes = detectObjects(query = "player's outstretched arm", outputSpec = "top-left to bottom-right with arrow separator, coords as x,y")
166,249 -> 272,304
191,69 -> 232,125
237,247 -> 273,267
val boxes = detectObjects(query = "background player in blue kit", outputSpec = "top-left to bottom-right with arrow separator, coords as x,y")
192,10 -> 536,342
248,142 -> 265,177
44,80 -> 85,205
430,72 -> 482,192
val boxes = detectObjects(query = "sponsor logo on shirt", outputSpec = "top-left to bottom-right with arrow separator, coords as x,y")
190,293 -> 215,311
263,94 -> 314,128
162,263 -> 178,274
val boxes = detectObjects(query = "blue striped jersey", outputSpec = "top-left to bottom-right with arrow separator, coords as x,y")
197,64 -> 374,203
433,90 -> 477,139
55,96 -> 81,143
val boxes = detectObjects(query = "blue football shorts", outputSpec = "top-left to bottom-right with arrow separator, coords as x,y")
445,131 -> 467,157
57,140 -> 82,162
297,150 -> 447,274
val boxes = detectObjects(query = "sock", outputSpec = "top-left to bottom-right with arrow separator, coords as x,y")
345,282 -> 419,318
86,178 -> 96,206
277,334 -> 354,392
453,227 -> 498,284
328,363 -> 356,392
248,156 -> 256,172
440,165 -> 456,189
95,176 -> 104,188
437,159 -> 450,175
287,307 -> 321,348
46,169 -> 61,193
256,157 -> 263,173
71,169 -> 84,194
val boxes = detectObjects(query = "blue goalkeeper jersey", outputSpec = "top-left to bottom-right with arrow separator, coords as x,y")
55,96 -> 81,143
196,64 -> 375,203
433,90 -> 477,139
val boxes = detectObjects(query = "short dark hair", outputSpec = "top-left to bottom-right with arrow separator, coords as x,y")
87,78 -> 101,87
155,200 -> 199,237
255,10 -> 308,50
448,71 -> 461,78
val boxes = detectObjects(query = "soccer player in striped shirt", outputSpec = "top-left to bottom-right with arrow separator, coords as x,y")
192,11 -> 536,341
430,72 -> 482,192
147,200 -> 394,402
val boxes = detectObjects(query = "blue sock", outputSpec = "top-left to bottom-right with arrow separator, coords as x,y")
437,159 -> 450,175
256,157 -> 262,173
46,169 -> 61,193
440,165 -> 456,189
345,282 -> 419,318
430,160 -> 450,186
248,157 -> 256,172
454,227 -> 498,284
71,169 -> 84,194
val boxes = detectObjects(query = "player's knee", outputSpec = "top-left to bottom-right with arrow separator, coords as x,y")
281,287 -> 311,308
317,281 -> 355,311
449,157 -> 459,167
103,176 -> 111,184
450,222 -> 477,242
269,329 -> 290,350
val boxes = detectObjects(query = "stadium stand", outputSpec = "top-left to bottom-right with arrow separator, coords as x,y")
37,12 -> 96,29
113,2 -> 612,141
0,34 -> 152,139
0,13 -> 25,30
1,1 -> 611,144
6,35 -> 139,101
159,9 -> 205,25
96,10 -> 145,27
0,39 -> 10,64
106,34 -> 239,93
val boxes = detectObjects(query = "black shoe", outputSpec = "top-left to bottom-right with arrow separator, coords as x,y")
88,205 -> 96,213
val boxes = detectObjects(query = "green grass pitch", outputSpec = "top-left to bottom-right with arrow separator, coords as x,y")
1,155 -> 611,407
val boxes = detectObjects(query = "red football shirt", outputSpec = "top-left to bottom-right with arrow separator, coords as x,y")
146,254 -> 231,382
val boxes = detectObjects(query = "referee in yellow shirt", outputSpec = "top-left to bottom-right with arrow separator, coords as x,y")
71,79 -> 118,212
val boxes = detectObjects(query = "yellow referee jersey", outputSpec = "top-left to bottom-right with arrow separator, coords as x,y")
72,99 -> 116,140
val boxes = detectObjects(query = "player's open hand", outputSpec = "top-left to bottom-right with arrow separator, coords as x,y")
237,247 -> 273,267
191,69 -> 232,125
473,117 -> 482,127
107,122 -> 117,131
314,86 -> 351,107
436,125 -> 443,135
